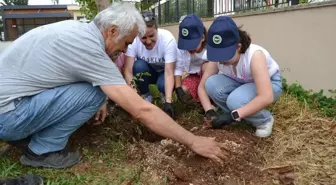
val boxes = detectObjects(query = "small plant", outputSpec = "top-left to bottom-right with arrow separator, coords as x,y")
130,72 -> 151,94
282,78 -> 336,117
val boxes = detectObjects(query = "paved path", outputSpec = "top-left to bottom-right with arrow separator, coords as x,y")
0,41 -> 13,53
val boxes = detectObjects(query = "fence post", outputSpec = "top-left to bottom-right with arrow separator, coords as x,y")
192,0 -> 195,13
165,2 -> 169,23
176,0 -> 180,22
158,0 -> 161,25
207,0 -> 214,17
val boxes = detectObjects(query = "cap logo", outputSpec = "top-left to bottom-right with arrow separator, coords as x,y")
212,35 -> 222,45
181,28 -> 189,37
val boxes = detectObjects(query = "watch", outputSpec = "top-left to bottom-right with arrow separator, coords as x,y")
231,110 -> 240,121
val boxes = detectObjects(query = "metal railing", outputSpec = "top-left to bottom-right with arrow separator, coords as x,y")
148,0 -> 302,25
213,0 -> 298,16
149,0 -> 214,25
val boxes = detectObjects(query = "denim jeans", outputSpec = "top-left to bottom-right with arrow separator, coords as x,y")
0,83 -> 106,155
205,71 -> 283,127
133,59 -> 165,95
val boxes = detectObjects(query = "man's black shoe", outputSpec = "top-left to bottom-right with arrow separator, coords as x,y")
20,148 -> 81,169
0,174 -> 43,185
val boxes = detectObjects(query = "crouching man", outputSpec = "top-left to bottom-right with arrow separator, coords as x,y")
0,2 -> 226,169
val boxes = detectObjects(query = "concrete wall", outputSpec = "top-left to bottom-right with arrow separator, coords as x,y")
161,1 -> 336,96
67,4 -> 87,21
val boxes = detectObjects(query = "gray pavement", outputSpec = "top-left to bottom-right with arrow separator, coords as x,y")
0,41 -> 13,53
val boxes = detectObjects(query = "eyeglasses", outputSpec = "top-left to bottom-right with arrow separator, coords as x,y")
142,12 -> 155,22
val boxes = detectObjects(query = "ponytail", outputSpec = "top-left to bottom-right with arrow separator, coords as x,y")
238,26 -> 251,53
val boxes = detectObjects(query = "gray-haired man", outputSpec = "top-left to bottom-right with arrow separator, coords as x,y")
0,2 -> 226,169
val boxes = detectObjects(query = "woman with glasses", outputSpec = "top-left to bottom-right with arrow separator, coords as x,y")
174,14 -> 218,122
124,12 -> 177,118
202,16 -> 283,137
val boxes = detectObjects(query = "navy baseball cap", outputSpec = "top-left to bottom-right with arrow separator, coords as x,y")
207,16 -> 240,62
178,14 -> 204,51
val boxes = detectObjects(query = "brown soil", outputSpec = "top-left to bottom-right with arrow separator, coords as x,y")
126,127 -> 271,185
68,95 -> 335,185
1,94 -> 333,185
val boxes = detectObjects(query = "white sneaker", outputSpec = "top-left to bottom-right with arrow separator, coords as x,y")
255,116 -> 274,137
142,93 -> 153,103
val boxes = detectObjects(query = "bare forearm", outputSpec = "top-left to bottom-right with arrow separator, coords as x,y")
198,85 -> 213,112
175,76 -> 182,88
139,105 -> 195,147
237,95 -> 273,118
165,73 -> 174,103
124,72 -> 133,86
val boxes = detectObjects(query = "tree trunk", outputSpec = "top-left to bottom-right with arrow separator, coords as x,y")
95,0 -> 111,12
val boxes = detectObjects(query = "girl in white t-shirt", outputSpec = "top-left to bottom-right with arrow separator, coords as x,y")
175,14 -> 218,121
124,12 -> 177,118
202,16 -> 283,137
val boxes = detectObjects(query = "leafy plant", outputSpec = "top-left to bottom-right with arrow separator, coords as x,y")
130,72 -> 151,94
75,0 -> 155,20
282,78 -> 336,117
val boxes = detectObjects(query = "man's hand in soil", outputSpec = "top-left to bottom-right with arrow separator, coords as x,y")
190,136 -> 227,164
164,102 -> 175,119
93,102 -> 108,125
211,113 -> 235,129
100,84 -> 227,164
175,87 -> 186,103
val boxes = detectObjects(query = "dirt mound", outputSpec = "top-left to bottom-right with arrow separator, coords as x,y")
127,128 -> 270,185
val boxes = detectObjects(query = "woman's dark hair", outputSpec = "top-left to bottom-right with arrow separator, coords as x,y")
238,26 -> 251,53
145,19 -> 158,29
141,11 -> 158,29
201,27 -> 208,49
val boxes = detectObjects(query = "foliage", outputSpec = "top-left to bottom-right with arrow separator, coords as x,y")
51,0 -> 59,5
75,0 -> 100,20
282,78 -> 336,117
75,0 -> 155,20
131,72 -> 151,94
0,0 -> 28,6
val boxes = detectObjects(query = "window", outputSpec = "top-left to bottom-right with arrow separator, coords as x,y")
46,18 -> 57,24
24,19 -> 34,25
35,18 -> 46,25
16,19 -> 23,24
24,25 -> 35,33
17,25 -> 24,37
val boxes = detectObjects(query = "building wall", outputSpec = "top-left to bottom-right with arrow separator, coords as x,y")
5,17 -> 69,40
67,4 -> 87,21
2,6 -> 71,41
161,2 -> 336,96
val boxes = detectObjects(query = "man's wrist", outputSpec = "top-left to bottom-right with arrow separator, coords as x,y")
186,134 -> 197,149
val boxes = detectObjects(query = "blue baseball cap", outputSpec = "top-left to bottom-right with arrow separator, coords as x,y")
207,16 -> 240,62
178,14 -> 204,51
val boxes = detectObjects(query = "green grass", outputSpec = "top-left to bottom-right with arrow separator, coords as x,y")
0,80 -> 334,184
0,85 -> 169,184
0,140 -> 143,185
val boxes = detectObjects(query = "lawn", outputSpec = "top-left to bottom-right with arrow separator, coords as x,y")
0,84 -> 335,185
